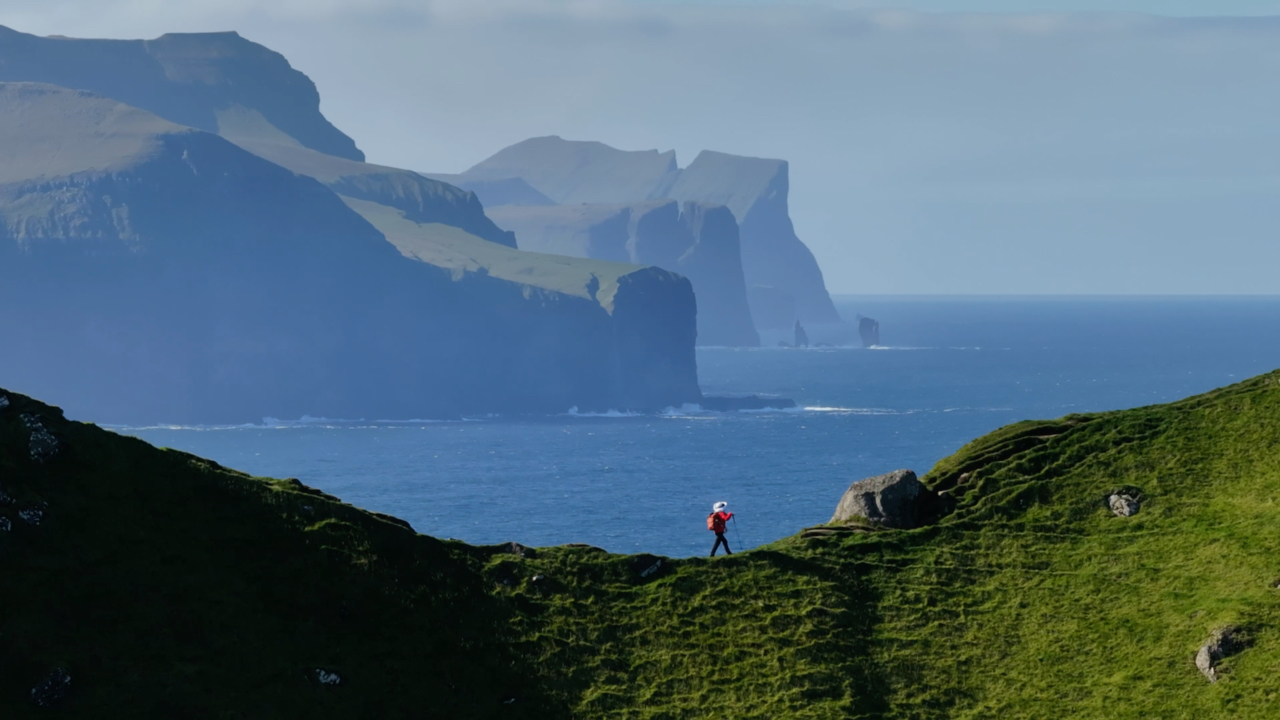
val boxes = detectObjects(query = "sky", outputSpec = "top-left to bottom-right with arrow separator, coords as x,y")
3,0 -> 1280,294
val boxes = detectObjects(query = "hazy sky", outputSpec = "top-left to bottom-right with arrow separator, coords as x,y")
4,1 -> 1280,294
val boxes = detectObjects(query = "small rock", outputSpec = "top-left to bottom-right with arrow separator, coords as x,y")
31,668 -> 71,707
20,414 -> 60,463
503,541 -> 535,559
1109,494 -> 1140,517
0,516 -> 11,532
503,697 -> 517,704
831,469 -> 941,529
639,559 -> 663,578
315,669 -> 341,686
1196,626 -> 1245,682
530,574 -> 547,585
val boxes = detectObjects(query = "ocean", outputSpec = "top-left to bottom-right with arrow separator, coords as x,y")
117,296 -> 1280,558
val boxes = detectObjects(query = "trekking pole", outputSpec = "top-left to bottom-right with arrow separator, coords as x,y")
731,515 -> 744,552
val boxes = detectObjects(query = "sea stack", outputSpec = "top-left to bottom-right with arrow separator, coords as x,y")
858,316 -> 880,348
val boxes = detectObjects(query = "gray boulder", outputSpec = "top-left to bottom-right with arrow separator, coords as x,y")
1196,626 -> 1245,682
1109,494 -> 1140,517
831,469 -> 934,529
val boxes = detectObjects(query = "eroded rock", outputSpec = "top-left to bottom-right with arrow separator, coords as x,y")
1196,626 -> 1245,682
504,542 -> 535,559
1109,494 -> 1140,517
19,504 -> 45,526
831,469 -> 942,529
20,414 -> 60,462
31,668 -> 71,707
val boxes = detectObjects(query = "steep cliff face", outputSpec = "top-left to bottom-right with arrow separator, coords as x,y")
0,84 -> 700,423
459,137 -> 840,329
666,151 -> 840,325
677,202 -> 761,347
490,200 -> 760,347
0,25 -> 362,162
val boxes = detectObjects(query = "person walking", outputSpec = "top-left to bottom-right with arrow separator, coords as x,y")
707,501 -> 734,556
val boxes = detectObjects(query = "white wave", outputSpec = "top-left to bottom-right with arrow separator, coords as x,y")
802,406 -> 901,415
564,406 -> 644,418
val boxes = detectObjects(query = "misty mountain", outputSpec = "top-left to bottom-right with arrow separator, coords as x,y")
428,173 -> 559,209
0,76 -> 699,423
458,136 -> 840,331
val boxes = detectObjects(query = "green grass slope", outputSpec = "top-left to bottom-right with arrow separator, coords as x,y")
3,371 -> 1280,717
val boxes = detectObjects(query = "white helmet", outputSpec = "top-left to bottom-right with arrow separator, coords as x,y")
713,501 -> 728,513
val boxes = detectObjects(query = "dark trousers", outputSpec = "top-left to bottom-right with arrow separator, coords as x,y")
710,532 -> 732,556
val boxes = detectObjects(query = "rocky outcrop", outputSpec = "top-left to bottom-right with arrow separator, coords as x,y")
30,668 -> 71,707
858,316 -> 880,348
1109,493 -> 1140,517
459,137 -> 841,329
0,84 -> 700,423
0,26 -> 362,162
490,200 -> 759,347
1196,626 -> 1246,682
20,414 -> 59,463
794,321 -> 809,348
831,469 -> 943,529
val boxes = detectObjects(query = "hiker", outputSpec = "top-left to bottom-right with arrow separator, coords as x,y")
707,501 -> 734,556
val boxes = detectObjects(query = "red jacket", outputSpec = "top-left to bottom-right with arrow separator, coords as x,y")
707,511 -> 733,533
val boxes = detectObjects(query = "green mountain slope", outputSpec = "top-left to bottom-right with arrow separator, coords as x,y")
4,371 -> 1279,717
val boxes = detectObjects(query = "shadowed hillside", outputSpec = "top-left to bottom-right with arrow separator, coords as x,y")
4,367 -> 1280,716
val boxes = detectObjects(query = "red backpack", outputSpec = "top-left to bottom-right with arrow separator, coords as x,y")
707,513 -> 725,533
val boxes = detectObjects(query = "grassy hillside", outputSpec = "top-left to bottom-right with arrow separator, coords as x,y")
4,371 -> 1280,717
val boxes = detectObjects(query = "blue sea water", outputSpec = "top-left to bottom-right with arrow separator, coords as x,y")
117,296 -> 1280,558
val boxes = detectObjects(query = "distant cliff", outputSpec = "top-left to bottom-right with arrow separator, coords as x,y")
456,136 -> 841,330
666,151 -> 840,327
0,25 -> 363,162
490,200 -> 760,347
463,135 -> 679,205
0,82 -> 700,423
0,26 -> 518,251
